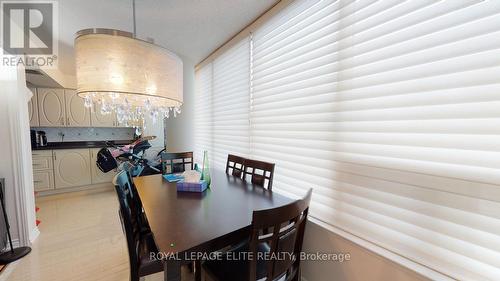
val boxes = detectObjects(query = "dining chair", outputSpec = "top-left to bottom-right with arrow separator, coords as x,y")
242,159 -> 275,190
115,170 -> 152,234
202,188 -> 312,281
115,175 -> 163,281
161,151 -> 194,174
226,154 -> 246,178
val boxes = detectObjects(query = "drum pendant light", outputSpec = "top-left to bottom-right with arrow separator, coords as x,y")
74,0 -> 183,128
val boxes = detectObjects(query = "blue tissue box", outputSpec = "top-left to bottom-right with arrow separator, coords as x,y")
176,180 -> 208,193
163,174 -> 184,182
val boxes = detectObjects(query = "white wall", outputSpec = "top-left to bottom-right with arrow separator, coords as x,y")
0,64 -> 38,247
301,221 -> 430,281
165,56 -> 195,153
0,72 -> 20,243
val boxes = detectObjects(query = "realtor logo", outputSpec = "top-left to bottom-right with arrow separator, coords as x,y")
1,1 -> 58,68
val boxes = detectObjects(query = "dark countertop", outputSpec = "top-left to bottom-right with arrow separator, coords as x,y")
32,140 -> 134,150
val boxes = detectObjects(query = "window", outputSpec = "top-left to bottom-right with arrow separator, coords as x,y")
193,62 -> 212,166
194,0 -> 500,279
194,38 -> 251,170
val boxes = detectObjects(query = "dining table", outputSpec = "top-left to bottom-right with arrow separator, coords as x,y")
133,169 -> 296,281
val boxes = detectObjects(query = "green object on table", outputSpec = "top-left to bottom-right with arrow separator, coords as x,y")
201,150 -> 211,188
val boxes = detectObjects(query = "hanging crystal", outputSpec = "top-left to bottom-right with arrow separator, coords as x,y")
83,95 -> 92,108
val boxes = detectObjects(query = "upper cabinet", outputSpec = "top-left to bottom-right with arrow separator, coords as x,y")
28,87 -> 40,127
91,107 -> 116,127
38,88 -> 66,127
65,89 -> 91,127
31,87 -> 128,128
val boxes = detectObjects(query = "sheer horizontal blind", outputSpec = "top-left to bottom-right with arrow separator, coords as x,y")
212,38 -> 251,170
251,0 -> 500,280
193,63 -> 212,165
194,38 -> 251,170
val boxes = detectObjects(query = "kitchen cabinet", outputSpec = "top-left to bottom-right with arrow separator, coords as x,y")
32,155 -> 53,170
53,149 -> 91,189
32,148 -> 115,195
38,88 -> 66,127
90,107 -> 116,127
65,89 -> 91,127
32,150 -> 54,191
28,88 -> 40,127
90,148 -> 116,184
33,171 -> 55,192
31,87 -> 130,128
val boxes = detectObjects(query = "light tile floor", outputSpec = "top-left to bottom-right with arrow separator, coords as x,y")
4,188 -> 193,281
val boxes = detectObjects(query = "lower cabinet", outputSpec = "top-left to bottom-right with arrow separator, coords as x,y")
53,149 -> 92,189
33,170 -> 55,192
33,148 -> 116,194
90,148 -> 116,184
32,150 -> 54,192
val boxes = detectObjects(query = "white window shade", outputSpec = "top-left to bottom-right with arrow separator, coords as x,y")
250,0 -> 500,280
193,63 -> 213,165
212,38 -> 251,170
194,38 -> 251,170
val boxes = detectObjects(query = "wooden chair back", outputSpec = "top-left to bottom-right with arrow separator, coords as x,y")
249,189 -> 312,281
242,159 -> 275,190
114,173 -> 142,279
161,151 -> 194,174
225,154 -> 246,178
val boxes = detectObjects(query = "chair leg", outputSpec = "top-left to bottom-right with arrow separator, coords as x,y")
130,274 -> 140,281
130,268 -> 140,281
194,260 -> 202,281
291,267 -> 301,281
187,262 -> 194,272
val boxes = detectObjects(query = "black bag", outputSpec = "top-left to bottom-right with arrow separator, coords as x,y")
96,148 -> 118,173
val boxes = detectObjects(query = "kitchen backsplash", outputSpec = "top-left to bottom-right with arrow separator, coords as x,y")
33,127 -> 135,142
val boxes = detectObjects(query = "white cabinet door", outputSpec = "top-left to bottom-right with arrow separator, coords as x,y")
28,88 -> 40,127
33,170 -> 55,191
32,155 -> 53,171
91,107 -> 116,127
90,148 -> 116,184
38,88 -> 66,127
65,89 -> 90,127
53,149 -> 91,189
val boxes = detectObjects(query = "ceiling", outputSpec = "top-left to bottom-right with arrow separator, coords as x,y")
56,0 -> 278,76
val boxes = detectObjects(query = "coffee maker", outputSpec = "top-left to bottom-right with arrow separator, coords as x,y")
30,130 -> 47,147
38,131 -> 47,146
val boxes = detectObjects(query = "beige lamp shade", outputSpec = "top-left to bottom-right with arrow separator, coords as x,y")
75,29 -> 183,108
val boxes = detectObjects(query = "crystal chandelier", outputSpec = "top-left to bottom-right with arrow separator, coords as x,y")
74,2 -> 183,130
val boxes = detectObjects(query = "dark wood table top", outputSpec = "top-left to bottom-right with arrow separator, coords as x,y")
134,170 -> 295,257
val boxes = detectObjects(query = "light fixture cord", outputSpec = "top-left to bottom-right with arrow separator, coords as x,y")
132,0 -> 136,37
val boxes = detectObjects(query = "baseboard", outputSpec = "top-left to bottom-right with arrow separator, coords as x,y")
2,239 -> 20,252
35,183 -> 113,198
307,217 -> 453,281
29,226 -> 40,243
